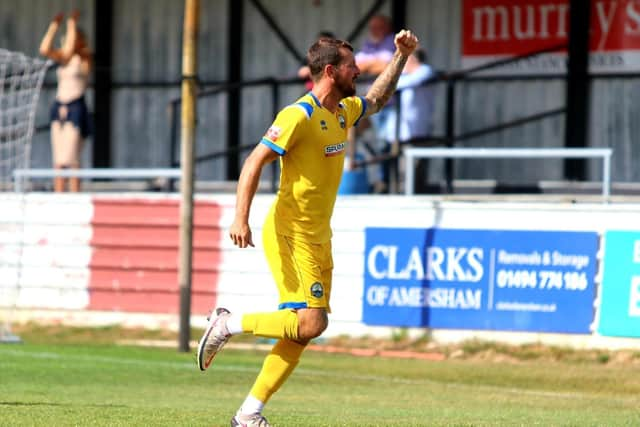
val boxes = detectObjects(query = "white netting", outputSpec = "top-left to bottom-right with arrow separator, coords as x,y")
0,49 -> 50,187
0,49 -> 49,342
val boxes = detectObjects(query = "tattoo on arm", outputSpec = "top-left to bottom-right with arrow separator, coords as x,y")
365,51 -> 408,115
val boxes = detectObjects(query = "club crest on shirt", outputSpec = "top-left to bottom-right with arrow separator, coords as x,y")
338,115 -> 346,129
324,142 -> 345,157
310,282 -> 324,298
320,120 -> 328,131
265,125 -> 282,141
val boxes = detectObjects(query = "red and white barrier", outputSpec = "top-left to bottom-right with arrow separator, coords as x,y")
3,192 -> 640,348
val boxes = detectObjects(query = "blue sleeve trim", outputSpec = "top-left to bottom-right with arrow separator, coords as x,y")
353,96 -> 367,127
260,138 -> 286,155
295,102 -> 313,119
278,302 -> 308,310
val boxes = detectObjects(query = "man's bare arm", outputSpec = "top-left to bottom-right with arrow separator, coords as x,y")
363,51 -> 408,115
362,30 -> 418,117
229,143 -> 279,248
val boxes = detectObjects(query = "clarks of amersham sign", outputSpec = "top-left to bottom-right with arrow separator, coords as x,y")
462,0 -> 640,74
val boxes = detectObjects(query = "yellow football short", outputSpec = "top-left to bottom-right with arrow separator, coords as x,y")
262,217 -> 333,312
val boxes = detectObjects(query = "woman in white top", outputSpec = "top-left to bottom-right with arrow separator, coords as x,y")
39,10 -> 92,192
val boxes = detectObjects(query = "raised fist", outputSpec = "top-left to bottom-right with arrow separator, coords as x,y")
394,30 -> 419,56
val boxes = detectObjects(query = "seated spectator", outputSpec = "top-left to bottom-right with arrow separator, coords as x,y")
355,14 -> 396,75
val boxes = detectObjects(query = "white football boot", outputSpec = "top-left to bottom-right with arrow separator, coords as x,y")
230,413 -> 271,427
196,307 -> 231,371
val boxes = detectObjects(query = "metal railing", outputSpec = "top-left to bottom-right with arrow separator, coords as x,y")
165,43 -> 571,195
34,42 -> 619,196
12,168 -> 181,192
403,147 -> 613,201
408,43 -> 569,193
338,44 -> 571,193
167,77 -> 294,193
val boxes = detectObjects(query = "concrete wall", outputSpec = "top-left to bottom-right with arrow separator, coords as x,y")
2,192 -> 640,349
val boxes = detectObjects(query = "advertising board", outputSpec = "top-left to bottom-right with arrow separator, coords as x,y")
363,228 -> 598,333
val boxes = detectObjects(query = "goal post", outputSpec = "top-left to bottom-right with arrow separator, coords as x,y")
0,49 -> 51,343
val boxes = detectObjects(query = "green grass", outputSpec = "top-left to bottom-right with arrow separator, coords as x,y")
1,327 -> 639,426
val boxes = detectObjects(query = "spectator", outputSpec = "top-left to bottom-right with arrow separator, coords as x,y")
379,49 -> 436,193
297,31 -> 336,91
355,14 -> 396,75
39,10 -> 92,192
347,14 -> 397,190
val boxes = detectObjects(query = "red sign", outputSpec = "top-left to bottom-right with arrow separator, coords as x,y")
462,0 -> 640,73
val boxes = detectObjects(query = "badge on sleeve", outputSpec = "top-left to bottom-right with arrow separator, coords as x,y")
310,282 -> 324,298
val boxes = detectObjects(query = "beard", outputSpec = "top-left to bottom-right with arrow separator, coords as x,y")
335,78 -> 356,98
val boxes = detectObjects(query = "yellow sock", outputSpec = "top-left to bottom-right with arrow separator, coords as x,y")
249,339 -> 306,403
242,310 -> 299,341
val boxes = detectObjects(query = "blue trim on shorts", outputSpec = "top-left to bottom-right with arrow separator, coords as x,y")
260,138 -> 285,155
278,302 -> 308,310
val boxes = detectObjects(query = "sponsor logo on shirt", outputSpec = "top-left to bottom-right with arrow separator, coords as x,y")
324,142 -> 345,157
265,125 -> 282,141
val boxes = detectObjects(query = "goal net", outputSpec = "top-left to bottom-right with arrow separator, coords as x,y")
0,49 -> 49,184
0,49 -> 50,343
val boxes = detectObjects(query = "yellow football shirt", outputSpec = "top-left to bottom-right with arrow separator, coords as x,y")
260,92 -> 366,243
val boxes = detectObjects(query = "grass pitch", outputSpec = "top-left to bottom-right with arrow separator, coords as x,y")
1,326 -> 639,426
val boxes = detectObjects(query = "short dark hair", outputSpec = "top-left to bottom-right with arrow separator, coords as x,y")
307,38 -> 353,80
